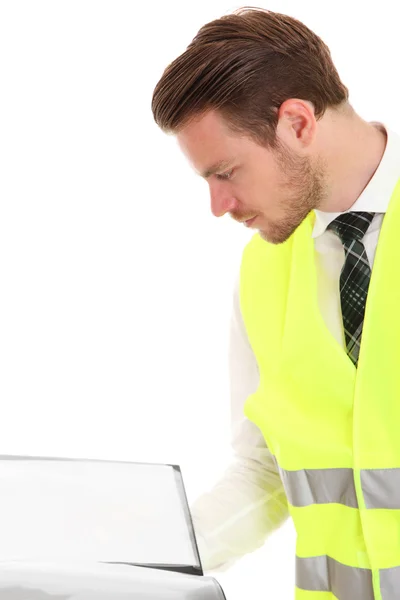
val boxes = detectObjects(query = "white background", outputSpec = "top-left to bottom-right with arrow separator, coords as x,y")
0,1 -> 399,598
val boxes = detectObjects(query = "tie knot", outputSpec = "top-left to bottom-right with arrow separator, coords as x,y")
327,212 -> 374,245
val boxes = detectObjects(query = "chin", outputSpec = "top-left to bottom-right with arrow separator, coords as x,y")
259,213 -> 309,244
259,227 -> 294,245
258,229 -> 280,244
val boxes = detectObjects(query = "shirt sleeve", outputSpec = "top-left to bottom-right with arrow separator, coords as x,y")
190,274 -> 289,573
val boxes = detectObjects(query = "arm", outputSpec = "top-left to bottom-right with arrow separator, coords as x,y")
190,276 -> 289,572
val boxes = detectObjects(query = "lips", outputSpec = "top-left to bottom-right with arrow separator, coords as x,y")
244,216 -> 257,227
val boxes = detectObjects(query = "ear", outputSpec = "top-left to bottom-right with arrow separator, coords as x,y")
275,99 -> 317,150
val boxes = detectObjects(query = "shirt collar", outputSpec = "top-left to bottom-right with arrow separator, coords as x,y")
312,122 -> 400,239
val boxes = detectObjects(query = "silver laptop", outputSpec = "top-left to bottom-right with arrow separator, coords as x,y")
0,455 -> 226,599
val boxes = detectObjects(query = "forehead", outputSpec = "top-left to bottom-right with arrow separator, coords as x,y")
176,110 -> 242,171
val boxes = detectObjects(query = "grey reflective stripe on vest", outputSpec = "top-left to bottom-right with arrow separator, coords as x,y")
296,556 -> 374,600
380,566 -> 400,598
278,467 -> 358,508
278,466 -> 400,509
361,469 -> 400,509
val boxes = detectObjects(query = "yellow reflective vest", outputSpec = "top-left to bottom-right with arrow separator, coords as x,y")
239,179 -> 400,600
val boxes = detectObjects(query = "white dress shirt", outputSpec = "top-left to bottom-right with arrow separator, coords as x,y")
191,122 -> 400,572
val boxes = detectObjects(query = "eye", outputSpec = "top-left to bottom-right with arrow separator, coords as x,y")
215,170 -> 233,181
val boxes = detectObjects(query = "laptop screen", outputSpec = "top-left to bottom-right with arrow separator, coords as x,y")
0,456 -> 202,576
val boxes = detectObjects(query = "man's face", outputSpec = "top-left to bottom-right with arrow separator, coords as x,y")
177,109 -> 327,244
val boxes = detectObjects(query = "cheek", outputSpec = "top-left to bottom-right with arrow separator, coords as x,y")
241,175 -> 268,207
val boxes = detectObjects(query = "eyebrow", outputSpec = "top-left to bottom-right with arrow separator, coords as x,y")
201,160 -> 233,179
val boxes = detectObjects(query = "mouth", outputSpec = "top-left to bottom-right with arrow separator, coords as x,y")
244,216 -> 257,227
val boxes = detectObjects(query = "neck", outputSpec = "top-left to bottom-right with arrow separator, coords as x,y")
317,110 -> 387,212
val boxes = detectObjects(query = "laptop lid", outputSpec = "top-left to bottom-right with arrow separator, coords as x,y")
0,455 -> 203,576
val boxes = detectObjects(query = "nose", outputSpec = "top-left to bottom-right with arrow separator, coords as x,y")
209,181 -> 237,218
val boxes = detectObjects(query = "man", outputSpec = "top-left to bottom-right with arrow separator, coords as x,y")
151,7 -> 400,599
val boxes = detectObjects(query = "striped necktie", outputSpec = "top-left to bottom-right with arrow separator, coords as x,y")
327,212 -> 375,366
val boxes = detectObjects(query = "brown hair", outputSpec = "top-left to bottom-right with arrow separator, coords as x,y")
151,7 -> 350,149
